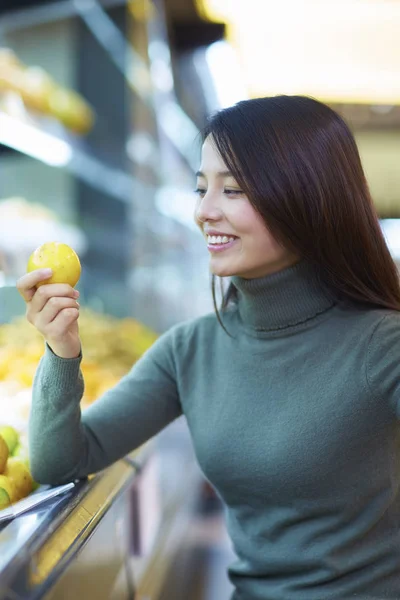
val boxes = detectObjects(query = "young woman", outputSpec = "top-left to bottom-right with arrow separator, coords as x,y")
17,95 -> 400,600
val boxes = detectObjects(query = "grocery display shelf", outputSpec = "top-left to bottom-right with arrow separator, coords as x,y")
0,421 -> 203,600
0,0 -> 126,33
0,456 -> 139,600
0,0 -> 200,174
0,110 -> 153,206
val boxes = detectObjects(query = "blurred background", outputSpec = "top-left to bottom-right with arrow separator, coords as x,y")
0,1 -> 399,599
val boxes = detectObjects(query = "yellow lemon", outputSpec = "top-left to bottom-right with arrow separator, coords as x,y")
0,426 -> 19,454
27,242 -> 81,288
0,475 -> 14,506
5,458 -> 33,501
0,435 -> 9,473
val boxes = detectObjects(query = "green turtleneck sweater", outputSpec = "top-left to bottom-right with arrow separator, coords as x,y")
30,261 -> 400,600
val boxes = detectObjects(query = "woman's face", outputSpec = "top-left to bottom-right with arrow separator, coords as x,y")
194,137 -> 298,279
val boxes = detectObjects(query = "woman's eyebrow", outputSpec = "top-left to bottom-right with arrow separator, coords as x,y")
195,170 -> 233,178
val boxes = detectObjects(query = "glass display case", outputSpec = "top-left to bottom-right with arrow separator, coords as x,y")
0,2 -> 215,597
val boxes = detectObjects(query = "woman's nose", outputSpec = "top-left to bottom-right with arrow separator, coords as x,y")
195,193 -> 223,224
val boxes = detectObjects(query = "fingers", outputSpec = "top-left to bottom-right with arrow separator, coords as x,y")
30,283 -> 79,314
34,297 -> 80,332
16,269 -> 53,302
42,308 -> 80,341
18,269 -> 81,357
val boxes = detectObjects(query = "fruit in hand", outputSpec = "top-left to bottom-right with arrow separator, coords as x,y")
5,458 -> 33,502
0,435 -> 9,473
27,242 -> 81,288
0,426 -> 19,454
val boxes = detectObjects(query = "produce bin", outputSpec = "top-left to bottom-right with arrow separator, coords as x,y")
0,422 -> 202,600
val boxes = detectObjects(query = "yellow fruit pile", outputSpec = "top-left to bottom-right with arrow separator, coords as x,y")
0,309 -> 158,404
0,48 -> 94,134
0,426 -> 35,510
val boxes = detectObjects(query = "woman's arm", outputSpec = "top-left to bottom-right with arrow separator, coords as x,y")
29,329 -> 182,485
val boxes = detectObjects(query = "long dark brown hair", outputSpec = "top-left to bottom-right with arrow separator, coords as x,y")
202,95 -> 400,328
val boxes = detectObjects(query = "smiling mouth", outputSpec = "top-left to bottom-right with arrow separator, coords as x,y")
206,234 -> 238,246
207,236 -> 238,253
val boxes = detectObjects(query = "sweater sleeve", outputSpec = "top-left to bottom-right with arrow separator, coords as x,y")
366,313 -> 400,419
29,328 -> 182,485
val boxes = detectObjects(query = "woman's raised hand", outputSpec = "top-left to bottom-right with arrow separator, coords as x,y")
17,269 -> 81,359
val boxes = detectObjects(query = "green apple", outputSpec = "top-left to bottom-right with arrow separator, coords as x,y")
12,444 -> 29,466
0,426 -> 19,454
0,476 -> 12,508
0,487 -> 11,509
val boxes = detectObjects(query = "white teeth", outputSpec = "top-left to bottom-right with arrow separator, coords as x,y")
207,235 -> 236,245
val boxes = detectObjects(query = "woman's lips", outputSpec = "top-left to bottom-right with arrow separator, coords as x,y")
207,238 -> 238,253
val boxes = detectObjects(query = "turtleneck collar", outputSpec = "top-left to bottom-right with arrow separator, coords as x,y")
230,260 -> 337,333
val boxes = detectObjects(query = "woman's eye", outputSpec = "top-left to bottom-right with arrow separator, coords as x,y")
224,189 -> 243,197
194,188 -> 207,197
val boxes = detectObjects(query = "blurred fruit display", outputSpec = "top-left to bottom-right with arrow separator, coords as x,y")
0,307 -> 158,509
0,48 -> 94,134
0,425 -> 37,509
0,308 -> 158,410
